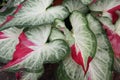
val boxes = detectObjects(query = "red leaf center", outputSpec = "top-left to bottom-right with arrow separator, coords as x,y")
2,32 -> 35,69
71,44 -> 93,75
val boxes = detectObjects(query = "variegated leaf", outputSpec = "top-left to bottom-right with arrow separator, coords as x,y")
49,27 -> 65,41
57,56 -> 85,80
62,0 -> 88,13
0,27 -> 23,63
1,24 -> 70,72
97,16 -> 115,31
86,14 -> 113,80
89,0 -> 120,23
57,13 -> 113,80
0,8 -> 15,27
108,15 -> 120,73
97,13 -> 120,73
89,0 -> 120,12
55,11 -> 97,72
0,0 -> 69,30
56,11 -> 97,80
0,3 -> 23,30
54,19 -> 74,46
70,11 -> 96,71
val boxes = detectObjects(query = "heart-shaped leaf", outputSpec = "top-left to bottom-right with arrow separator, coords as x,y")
101,14 -> 120,73
56,11 -> 97,80
1,24 -> 70,72
70,11 -> 97,71
57,56 -> 85,80
56,13 -> 113,80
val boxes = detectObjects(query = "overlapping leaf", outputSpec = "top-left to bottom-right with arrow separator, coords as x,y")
89,0 -> 120,11
49,27 -> 65,41
0,0 -> 69,30
70,11 -> 96,71
86,14 -> 113,80
99,14 -> 120,73
56,11 -> 97,80
56,13 -> 113,80
57,56 -> 85,80
54,19 -> 74,46
0,0 -> 117,79
1,25 -> 70,72
95,11 -> 120,73
89,0 -> 120,23
97,16 -> 115,31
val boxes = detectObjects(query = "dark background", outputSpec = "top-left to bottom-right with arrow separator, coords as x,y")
0,63 -> 120,80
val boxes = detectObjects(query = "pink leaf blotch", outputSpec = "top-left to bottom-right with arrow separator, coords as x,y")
71,44 -> 93,75
0,32 -> 8,39
2,32 -> 35,69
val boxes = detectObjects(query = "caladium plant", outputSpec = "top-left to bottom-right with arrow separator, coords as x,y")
56,13 -> 113,80
0,0 -> 120,80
